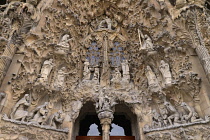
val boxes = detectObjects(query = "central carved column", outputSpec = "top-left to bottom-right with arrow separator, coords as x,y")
95,90 -> 116,140
99,115 -> 112,140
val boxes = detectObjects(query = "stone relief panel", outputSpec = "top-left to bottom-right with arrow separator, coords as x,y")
0,0 -> 209,139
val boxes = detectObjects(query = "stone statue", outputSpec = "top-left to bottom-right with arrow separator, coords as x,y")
56,34 -> 71,54
10,94 -> 30,121
151,109 -> 162,129
49,110 -> 64,129
54,67 -> 69,89
164,101 -> 180,126
111,68 -> 122,84
92,67 -> 100,83
58,34 -> 70,48
159,106 -> 169,126
29,102 -> 50,125
83,59 -> 91,80
159,60 -> 172,87
145,66 -> 161,93
121,60 -> 130,82
139,32 -> 154,52
38,59 -> 53,83
181,102 -> 203,123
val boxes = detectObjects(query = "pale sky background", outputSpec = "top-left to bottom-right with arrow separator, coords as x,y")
87,123 -> 125,136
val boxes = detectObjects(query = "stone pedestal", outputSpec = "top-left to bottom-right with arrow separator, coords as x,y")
100,118 -> 112,140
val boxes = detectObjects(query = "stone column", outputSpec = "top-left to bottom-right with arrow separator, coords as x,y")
67,121 -> 74,140
97,110 -> 114,140
100,118 -> 112,140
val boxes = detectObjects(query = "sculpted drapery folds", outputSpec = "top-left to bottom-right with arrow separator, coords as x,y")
10,94 -> 30,121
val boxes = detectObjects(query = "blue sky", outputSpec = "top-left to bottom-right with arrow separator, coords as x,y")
87,123 -> 125,136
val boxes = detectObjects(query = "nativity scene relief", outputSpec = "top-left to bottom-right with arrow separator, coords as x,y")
0,0 -> 210,140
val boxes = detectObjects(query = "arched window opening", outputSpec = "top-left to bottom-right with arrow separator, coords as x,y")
86,42 -> 101,66
110,41 -> 124,67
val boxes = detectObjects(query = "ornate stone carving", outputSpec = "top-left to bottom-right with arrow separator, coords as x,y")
159,60 -> 172,87
181,102 -> 203,123
83,59 -> 91,80
38,59 -> 53,84
55,34 -> 70,55
111,68 -> 122,85
145,66 -> 161,93
53,67 -> 69,90
49,110 -> 64,129
10,94 -> 30,121
29,102 -> 51,125
121,59 -> 130,83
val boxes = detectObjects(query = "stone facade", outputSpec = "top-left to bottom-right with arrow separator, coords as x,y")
0,0 -> 210,140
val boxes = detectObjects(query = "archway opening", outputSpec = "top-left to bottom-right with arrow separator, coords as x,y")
79,114 -> 102,136
74,102 -> 139,139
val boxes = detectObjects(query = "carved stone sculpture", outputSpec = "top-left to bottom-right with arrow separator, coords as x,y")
164,101 -> 180,126
10,94 -> 30,121
159,60 -> 172,87
56,34 -> 70,54
29,102 -> 50,125
38,59 -> 53,83
159,106 -> 169,126
53,67 -> 69,89
98,17 -> 112,30
145,66 -> 161,93
83,59 -> 91,80
139,32 -> 155,52
92,67 -> 100,84
121,60 -> 130,83
49,110 -> 64,129
181,102 -> 203,123
111,68 -> 122,85
151,109 -> 162,129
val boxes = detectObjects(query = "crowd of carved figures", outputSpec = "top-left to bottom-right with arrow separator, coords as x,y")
0,0 -> 210,139
8,94 -> 65,130
144,101 -> 209,132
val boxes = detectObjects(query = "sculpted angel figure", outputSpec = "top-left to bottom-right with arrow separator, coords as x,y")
83,59 -> 91,80
159,60 -> 172,87
145,66 -> 161,93
138,30 -> 154,52
121,60 -> 130,82
54,67 -> 69,89
39,59 -> 53,83
10,94 -> 30,121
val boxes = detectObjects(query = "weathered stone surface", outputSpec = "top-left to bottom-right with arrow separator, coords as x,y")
0,0 -> 210,139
